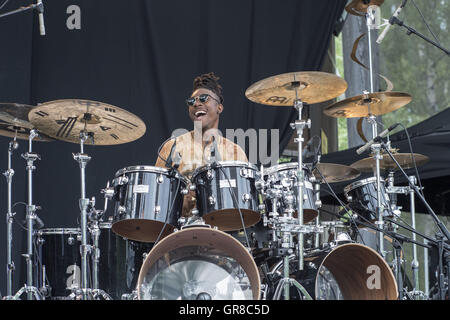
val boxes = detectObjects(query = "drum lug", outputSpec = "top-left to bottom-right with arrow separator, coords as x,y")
154,206 -> 161,214
37,237 -> 45,246
180,188 -> 189,195
116,176 -> 129,186
67,235 -> 75,245
240,168 -> 254,179
156,174 -> 164,184
208,196 -> 216,205
117,205 -> 126,214
189,184 -> 196,191
206,170 -> 213,180
242,193 -> 251,202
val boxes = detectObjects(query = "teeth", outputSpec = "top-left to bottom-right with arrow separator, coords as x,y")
195,111 -> 207,116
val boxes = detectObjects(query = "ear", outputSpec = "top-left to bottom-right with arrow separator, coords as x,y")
218,104 -> 223,114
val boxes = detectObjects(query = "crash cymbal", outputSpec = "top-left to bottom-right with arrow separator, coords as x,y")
28,99 -> 146,145
313,163 -> 361,183
0,103 -> 53,141
323,92 -> 412,118
245,71 -> 348,106
351,153 -> 430,172
345,0 -> 384,16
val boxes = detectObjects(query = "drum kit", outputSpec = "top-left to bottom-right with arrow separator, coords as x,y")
0,2 -> 447,301
0,66 -> 436,301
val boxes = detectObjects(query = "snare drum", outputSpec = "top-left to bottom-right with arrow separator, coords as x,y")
35,228 -> 82,299
191,161 -> 261,231
344,177 -> 393,226
111,166 -> 189,242
263,162 -> 318,223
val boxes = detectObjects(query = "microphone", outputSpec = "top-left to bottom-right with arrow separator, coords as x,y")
356,123 -> 400,155
376,0 -> 407,44
36,0 -> 46,36
165,139 -> 177,168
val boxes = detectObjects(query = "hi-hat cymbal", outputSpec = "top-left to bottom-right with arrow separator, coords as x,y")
323,92 -> 412,118
345,0 -> 384,16
351,153 -> 430,172
245,71 -> 348,106
313,163 -> 361,183
29,99 -> 147,145
0,103 -> 53,142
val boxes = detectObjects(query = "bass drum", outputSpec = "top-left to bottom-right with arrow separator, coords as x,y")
264,243 -> 398,300
95,222 -> 153,300
136,227 -> 260,300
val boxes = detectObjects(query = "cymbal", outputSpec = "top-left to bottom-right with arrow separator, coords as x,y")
323,92 -> 412,118
351,153 -> 430,172
28,99 -> 146,145
345,0 -> 384,16
245,71 -> 348,106
0,103 -> 53,142
313,163 -> 361,183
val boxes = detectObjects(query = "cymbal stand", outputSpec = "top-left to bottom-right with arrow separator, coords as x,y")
3,135 -> 18,298
72,131 -> 111,300
13,129 -> 42,300
289,93 -> 311,272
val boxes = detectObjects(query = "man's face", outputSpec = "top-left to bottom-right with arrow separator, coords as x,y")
188,88 -> 223,131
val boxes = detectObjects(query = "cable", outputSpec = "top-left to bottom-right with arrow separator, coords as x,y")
396,123 -> 425,198
410,0 -> 441,45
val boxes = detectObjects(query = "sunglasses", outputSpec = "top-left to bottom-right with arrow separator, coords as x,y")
186,93 -> 221,107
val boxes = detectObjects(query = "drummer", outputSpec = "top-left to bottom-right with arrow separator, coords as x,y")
155,72 -> 248,216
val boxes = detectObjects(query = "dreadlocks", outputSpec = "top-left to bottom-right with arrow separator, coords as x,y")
192,72 -> 224,104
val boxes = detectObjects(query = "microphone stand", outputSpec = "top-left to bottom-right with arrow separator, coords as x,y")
389,16 -> 450,56
379,141 -> 450,300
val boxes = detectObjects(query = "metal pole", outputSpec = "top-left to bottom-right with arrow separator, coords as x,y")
409,176 -> 420,291
4,139 -> 18,297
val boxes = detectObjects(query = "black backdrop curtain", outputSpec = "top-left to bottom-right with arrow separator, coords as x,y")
0,0 -> 346,294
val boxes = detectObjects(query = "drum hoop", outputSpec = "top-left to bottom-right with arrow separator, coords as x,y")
344,176 -> 385,195
136,226 -> 261,300
38,228 -> 81,235
263,162 -> 308,176
191,161 -> 258,178
115,165 -> 189,184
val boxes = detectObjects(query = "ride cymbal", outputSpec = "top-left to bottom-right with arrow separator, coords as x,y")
245,71 -> 347,106
28,99 -> 146,145
351,153 -> 430,172
313,163 -> 361,183
323,92 -> 412,118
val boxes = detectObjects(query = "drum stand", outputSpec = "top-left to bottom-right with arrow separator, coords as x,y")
13,129 -> 42,300
72,131 -> 111,300
3,135 -> 18,299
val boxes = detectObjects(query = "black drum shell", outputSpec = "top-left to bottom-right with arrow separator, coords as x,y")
112,166 -> 188,242
96,223 -> 153,300
192,162 -> 261,231
35,228 -> 81,299
344,177 -> 392,226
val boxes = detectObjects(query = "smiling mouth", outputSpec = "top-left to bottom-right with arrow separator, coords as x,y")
195,110 -> 207,118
